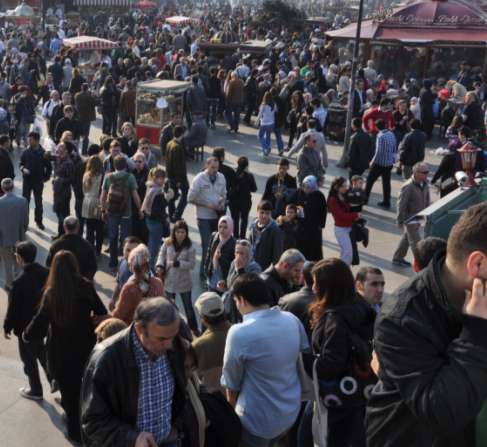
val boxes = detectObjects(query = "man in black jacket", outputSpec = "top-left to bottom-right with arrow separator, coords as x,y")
348,117 -> 374,179
3,241 -> 49,400
54,105 -> 80,144
398,118 -> 427,179
262,158 -> 297,218
367,202 -> 487,447
20,131 -> 52,230
81,297 -> 194,447
261,249 -> 305,306
46,216 -> 97,280
0,135 -> 14,195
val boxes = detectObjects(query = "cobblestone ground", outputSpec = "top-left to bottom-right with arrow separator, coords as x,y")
0,112 -> 442,445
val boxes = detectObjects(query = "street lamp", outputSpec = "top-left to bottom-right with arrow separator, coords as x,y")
337,0 -> 365,167
458,142 -> 481,188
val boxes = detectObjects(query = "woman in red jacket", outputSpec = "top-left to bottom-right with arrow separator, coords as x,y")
327,177 -> 359,265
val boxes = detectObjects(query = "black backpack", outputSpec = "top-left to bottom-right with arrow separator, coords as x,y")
106,172 -> 129,216
199,389 -> 242,447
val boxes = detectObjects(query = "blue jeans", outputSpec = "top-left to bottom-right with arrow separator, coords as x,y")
274,126 -> 285,153
107,215 -> 131,268
225,104 -> 241,131
297,401 -> 313,447
259,124 -> 274,155
168,178 -> 189,221
197,218 -> 218,277
146,219 -> 167,269
240,427 -> 282,447
207,98 -> 219,126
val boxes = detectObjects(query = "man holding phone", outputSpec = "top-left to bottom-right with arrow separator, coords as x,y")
367,202 -> 487,446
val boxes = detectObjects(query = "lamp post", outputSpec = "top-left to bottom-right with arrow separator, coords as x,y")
336,0 -> 365,168
458,142 -> 481,188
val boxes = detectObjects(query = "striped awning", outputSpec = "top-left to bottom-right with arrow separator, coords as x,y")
63,36 -> 118,50
74,0 -> 132,6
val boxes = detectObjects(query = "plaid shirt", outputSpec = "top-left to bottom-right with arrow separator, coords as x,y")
132,330 -> 175,443
372,130 -> 397,167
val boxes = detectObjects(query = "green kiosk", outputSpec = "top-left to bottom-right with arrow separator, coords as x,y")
417,182 -> 487,447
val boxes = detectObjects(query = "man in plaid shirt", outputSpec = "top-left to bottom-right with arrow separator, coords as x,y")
365,119 -> 397,209
81,298 -> 192,447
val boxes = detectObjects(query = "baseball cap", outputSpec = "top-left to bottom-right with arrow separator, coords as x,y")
195,292 -> 224,318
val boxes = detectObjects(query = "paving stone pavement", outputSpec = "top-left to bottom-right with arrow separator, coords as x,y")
0,112 -> 443,445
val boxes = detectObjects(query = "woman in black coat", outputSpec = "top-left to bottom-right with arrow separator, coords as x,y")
229,156 -> 257,239
419,80 -> 437,139
24,250 -> 107,443
304,258 -> 376,447
292,175 -> 327,261
131,152 -> 149,243
52,143 -> 74,238
204,215 -> 236,293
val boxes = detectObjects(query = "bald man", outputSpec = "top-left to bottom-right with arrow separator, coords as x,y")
392,162 -> 431,267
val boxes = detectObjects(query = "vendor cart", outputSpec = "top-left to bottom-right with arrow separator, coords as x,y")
135,79 -> 191,146
63,36 -> 118,81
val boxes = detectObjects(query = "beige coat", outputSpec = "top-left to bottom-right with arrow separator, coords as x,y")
81,174 -> 102,220
156,240 -> 196,294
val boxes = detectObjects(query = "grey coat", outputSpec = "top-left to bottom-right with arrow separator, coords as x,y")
297,146 -> 324,184
0,193 -> 28,247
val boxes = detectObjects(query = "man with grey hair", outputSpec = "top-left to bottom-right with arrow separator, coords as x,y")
81,297 -> 192,447
46,216 -> 97,280
392,161 -> 431,267
260,248 -> 306,306
0,177 -> 28,291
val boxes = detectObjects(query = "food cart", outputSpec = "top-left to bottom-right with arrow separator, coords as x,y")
63,36 -> 118,81
135,79 -> 191,146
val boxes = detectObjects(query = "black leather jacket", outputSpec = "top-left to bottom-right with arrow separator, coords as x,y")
366,252 -> 487,446
81,326 -> 192,447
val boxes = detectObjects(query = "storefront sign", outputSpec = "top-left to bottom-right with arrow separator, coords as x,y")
384,14 -> 486,27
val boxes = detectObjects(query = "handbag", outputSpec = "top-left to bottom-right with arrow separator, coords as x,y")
317,311 -> 377,409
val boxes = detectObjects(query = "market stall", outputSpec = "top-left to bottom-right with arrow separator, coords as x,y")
63,36 -> 118,79
135,79 -> 191,146
325,0 -> 487,80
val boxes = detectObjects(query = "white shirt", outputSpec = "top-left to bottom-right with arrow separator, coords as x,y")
42,99 -> 60,119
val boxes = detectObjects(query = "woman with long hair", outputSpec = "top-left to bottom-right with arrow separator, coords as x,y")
141,166 -> 173,268
112,244 -> 164,325
69,67 -> 85,95
327,177 -> 359,265
82,155 -> 104,255
156,220 -> 197,333
256,91 -> 276,156
23,251 -> 107,444
229,156 -> 257,239
304,258 -> 375,447
118,122 -> 138,157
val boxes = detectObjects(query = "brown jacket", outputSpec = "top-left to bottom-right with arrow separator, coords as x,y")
225,78 -> 244,106
112,276 -> 164,324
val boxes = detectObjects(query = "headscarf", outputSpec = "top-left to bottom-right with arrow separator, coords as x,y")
213,215 -> 234,270
302,175 -> 318,192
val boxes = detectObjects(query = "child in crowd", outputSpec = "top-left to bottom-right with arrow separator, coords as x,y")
277,203 -> 302,250
346,176 -> 369,265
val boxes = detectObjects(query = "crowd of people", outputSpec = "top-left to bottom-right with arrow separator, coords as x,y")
0,3 -> 487,447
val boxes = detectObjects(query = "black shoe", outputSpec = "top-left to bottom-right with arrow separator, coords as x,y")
19,387 -> 43,401
51,234 -> 61,241
36,222 -> 45,230
377,201 -> 391,209
392,259 -> 412,267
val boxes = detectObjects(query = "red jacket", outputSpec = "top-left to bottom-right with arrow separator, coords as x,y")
362,107 -> 393,134
328,196 -> 358,228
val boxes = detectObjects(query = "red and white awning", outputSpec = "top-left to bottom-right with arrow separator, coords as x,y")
74,0 -> 131,6
63,36 -> 119,50
165,16 -> 196,25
